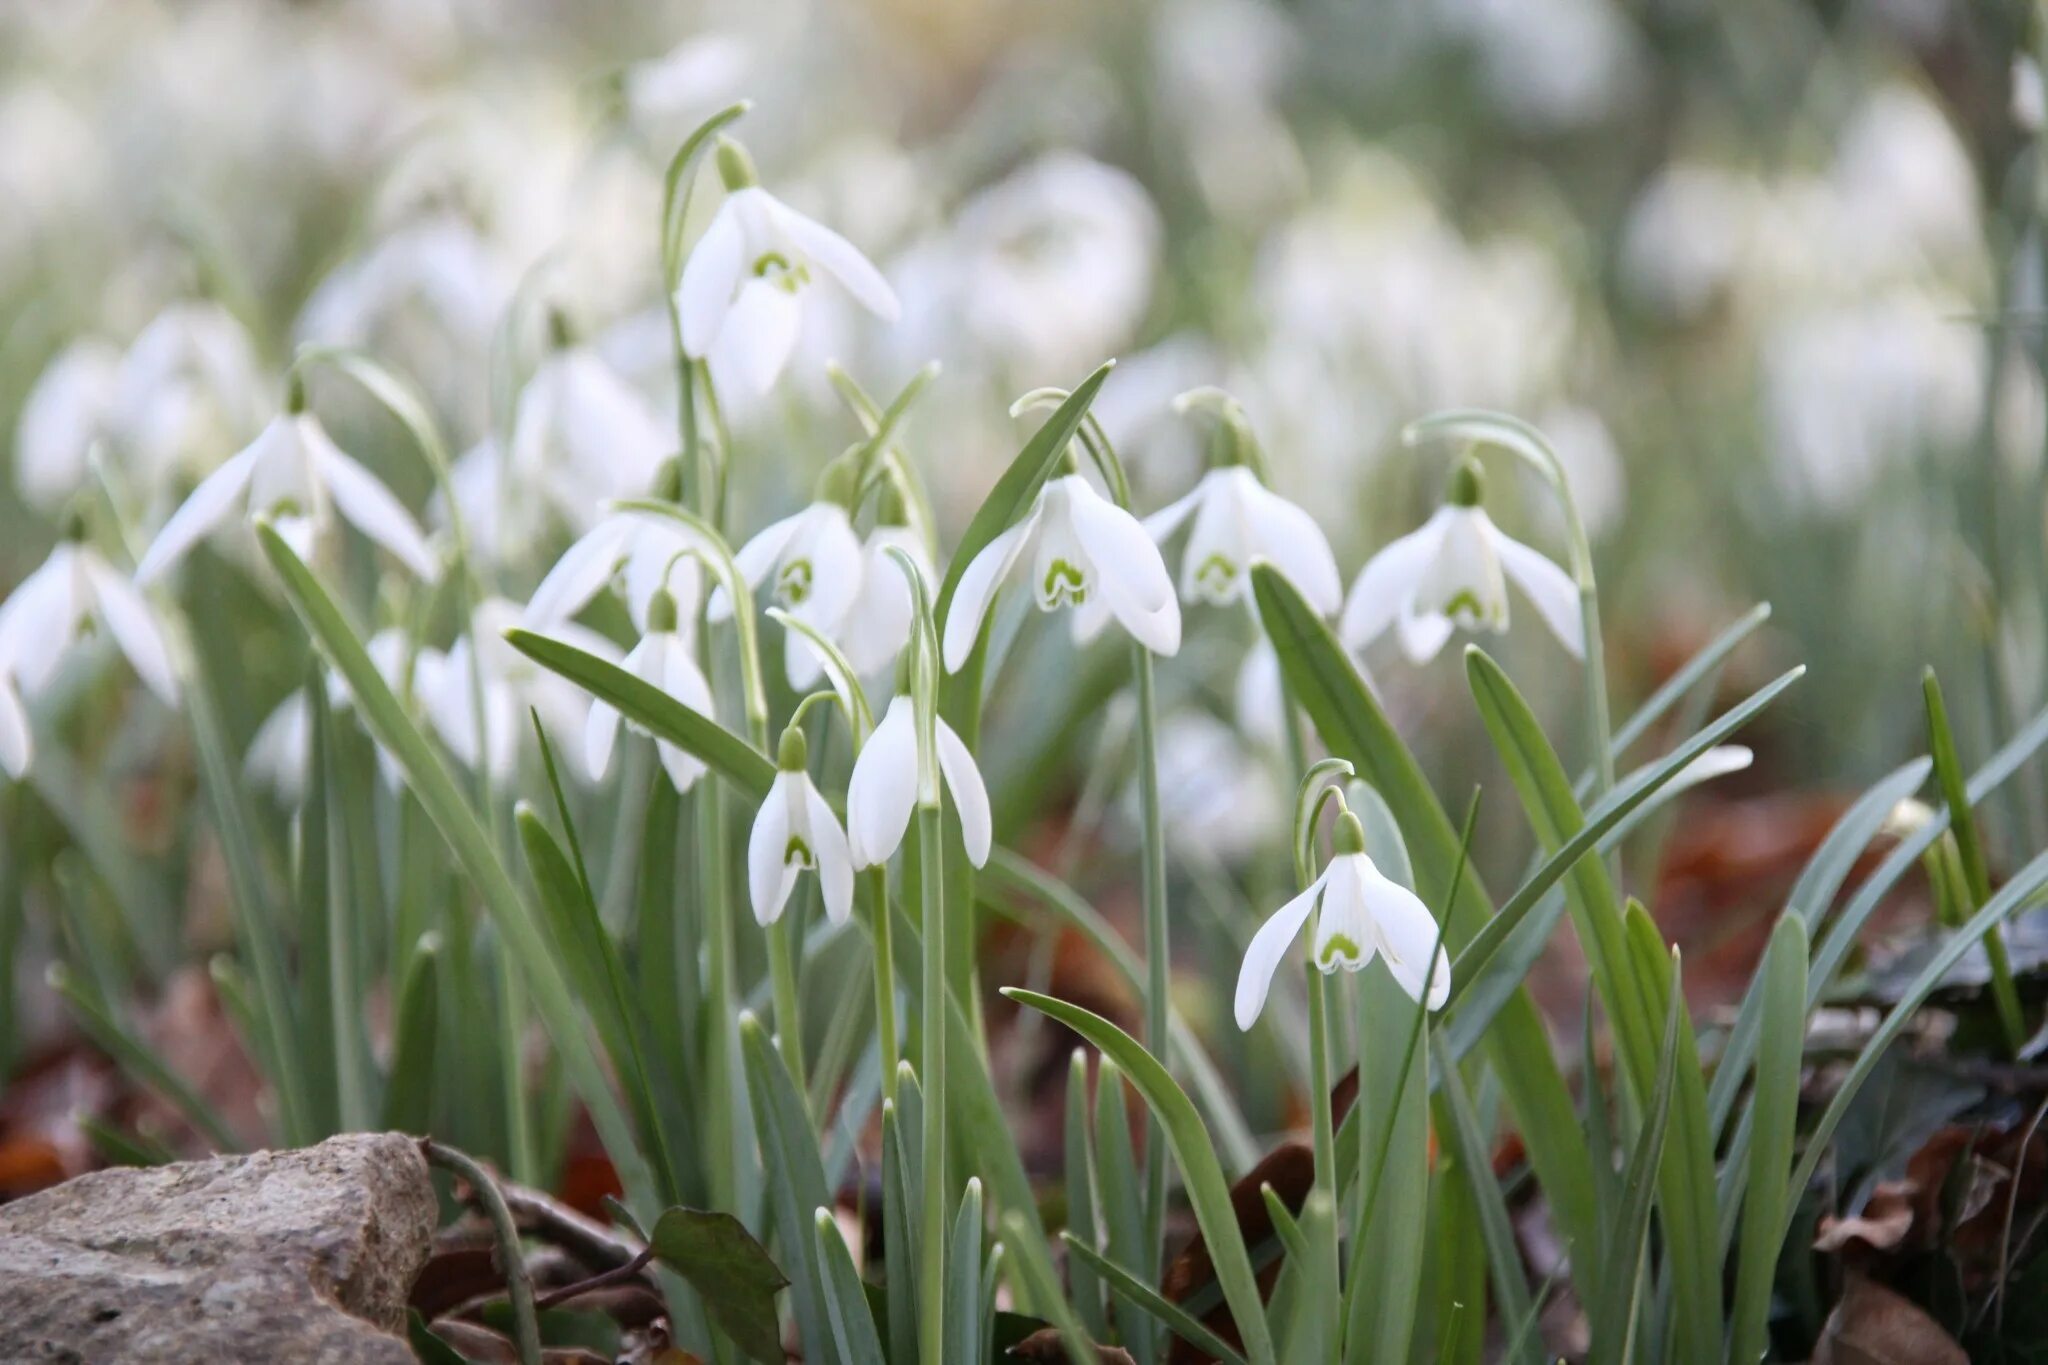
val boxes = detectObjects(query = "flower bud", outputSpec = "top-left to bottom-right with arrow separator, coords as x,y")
777,724 -> 808,772
1332,808 -> 1367,855
1445,456 -> 1485,508
716,136 -> 759,191
646,587 -> 680,635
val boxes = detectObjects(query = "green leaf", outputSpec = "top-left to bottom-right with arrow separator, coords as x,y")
48,964 -> 239,1151
1465,647 -> 1724,1365
738,1014 -> 835,1362
1431,1035 -> 1542,1365
1092,1055 -> 1152,1365
644,1207 -> 791,1365
1250,562 -> 1600,1284
1728,914 -> 1807,1365
1587,924 -> 1683,1365
1003,988 -> 1277,1365
813,1207 -> 889,1365
1345,967 -> 1430,1365
408,1310 -> 471,1365
946,1179 -> 986,1365
252,522 -> 655,1206
882,1098 -> 919,1365
1063,1233 -> 1249,1365
1706,757 -> 1929,1138
380,932 -> 441,1134
1000,1209 -> 1112,1365
1063,1051 -> 1107,1341
1925,668 -> 2025,1051
507,629 -> 774,797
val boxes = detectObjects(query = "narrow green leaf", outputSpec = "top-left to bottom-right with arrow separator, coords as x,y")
1706,757 -> 1930,1138
507,628 -> 774,797
1064,1050 -> 1107,1341
1345,968 -> 1429,1365
1728,915 -> 1807,1365
882,1099 -> 919,1365
946,1179 -> 986,1365
1003,988 -> 1277,1365
380,932 -> 441,1134
738,1013 -> 836,1362
648,1205 -> 792,1365
1062,1235 -> 1250,1365
1001,1209 -> 1108,1365
1092,1055 -> 1152,1365
1430,1035 -> 1542,1365
1588,933 -> 1683,1365
814,1207 -> 889,1365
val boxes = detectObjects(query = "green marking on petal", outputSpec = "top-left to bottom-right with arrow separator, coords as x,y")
1040,558 -> 1087,607
1194,552 -> 1239,600
1317,933 -> 1364,969
783,835 -> 815,869
777,559 -> 813,606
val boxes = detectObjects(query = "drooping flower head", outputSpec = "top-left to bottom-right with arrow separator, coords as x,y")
1339,458 -> 1581,664
676,139 -> 900,397
586,574 -> 716,793
941,470 -> 1180,673
1235,807 -> 1449,1030
134,377 -> 438,587
0,536 -> 180,710
747,726 -> 854,927
846,695 -> 991,871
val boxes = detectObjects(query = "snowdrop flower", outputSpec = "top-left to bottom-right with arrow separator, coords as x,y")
507,339 -> 670,521
525,508 -> 705,633
133,396 -> 438,586
0,677 -> 28,779
0,539 -> 180,708
109,302 -> 267,491
839,526 -> 937,677
847,697 -> 992,870
622,34 -> 751,135
748,728 -> 853,926
1235,809 -> 1448,1029
1340,463 -> 1581,664
942,474 -> 1181,672
586,581 -> 715,793
676,141 -> 899,397
417,598 -> 618,782
15,339 -> 120,514
1144,464 -> 1340,613
709,498 -> 864,687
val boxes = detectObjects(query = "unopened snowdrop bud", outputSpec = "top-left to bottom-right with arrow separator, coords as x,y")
747,724 -> 854,926
1235,807 -> 1449,1030
1340,456 -> 1581,664
676,153 -> 900,397
942,474 -> 1180,672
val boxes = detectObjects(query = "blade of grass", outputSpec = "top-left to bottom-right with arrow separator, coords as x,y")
816,1207 -> 890,1365
380,931 -> 441,1133
1063,1234 -> 1250,1365
1727,915 -> 1807,1365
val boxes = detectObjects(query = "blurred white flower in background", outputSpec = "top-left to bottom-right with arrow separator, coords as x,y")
14,340 -> 122,514
419,598 -> 618,783
1142,708 -> 1283,863
508,341 -> 672,526
135,406 -> 439,585
0,540 -> 181,709
1761,294 -> 1983,514
245,627 -> 411,800
623,35 -> 753,140
1151,0 -> 1305,220
1437,0 -> 1644,130
1620,164 -> 1759,322
109,302 -> 268,498
895,153 -> 1159,378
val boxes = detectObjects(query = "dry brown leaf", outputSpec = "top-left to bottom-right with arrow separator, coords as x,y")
1815,1180 -> 1918,1253
1009,1326 -> 1138,1362
1812,1276 -> 1967,1365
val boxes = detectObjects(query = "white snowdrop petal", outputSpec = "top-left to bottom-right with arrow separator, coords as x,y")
1235,877 -> 1322,1031
1339,510 -> 1447,653
941,516 -> 1034,674
1493,526 -> 1585,658
748,772 -> 798,926
1361,865 -> 1450,1010
711,510 -> 806,621
1394,602 -> 1456,664
773,201 -> 901,322
848,698 -> 919,868
935,717 -> 992,867
677,200 -> 746,358
526,518 -> 637,627
712,279 -> 803,397
319,445 -> 439,580
1243,481 -> 1343,617
133,446 -> 260,586
805,785 -> 856,923
85,556 -> 180,706
0,678 -> 30,778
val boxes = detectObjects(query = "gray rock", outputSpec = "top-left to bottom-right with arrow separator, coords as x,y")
0,1132 -> 437,1363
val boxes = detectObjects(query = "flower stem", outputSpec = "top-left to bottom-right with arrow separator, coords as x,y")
698,781 -> 738,1212
768,913 -> 805,1089
869,866 -> 899,1102
1133,644 -> 1169,1278
1304,964 -> 1342,1340
422,1139 -> 541,1365
917,802 -> 947,1365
